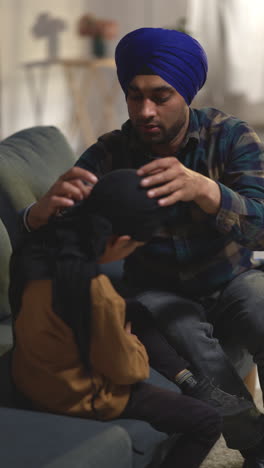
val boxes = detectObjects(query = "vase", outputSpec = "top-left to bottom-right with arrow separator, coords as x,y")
92,36 -> 106,58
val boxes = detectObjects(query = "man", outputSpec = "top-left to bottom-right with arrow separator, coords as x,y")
24,28 -> 264,467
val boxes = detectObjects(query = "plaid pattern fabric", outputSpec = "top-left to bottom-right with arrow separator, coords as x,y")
76,107 -> 264,296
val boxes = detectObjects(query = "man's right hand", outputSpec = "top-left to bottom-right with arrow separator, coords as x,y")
27,167 -> 98,230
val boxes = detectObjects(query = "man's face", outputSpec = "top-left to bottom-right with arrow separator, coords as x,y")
126,75 -> 189,146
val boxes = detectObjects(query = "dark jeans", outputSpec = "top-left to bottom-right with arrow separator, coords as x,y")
125,269 -> 264,450
122,301 -> 221,466
126,299 -> 189,379
121,382 -> 221,468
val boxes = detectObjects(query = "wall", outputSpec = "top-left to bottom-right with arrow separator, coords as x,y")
0,0 -> 187,152
1,1 -> 263,153
187,0 -> 264,130
1,0 -> 91,148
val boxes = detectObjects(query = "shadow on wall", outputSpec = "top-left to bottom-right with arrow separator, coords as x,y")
32,12 -> 67,59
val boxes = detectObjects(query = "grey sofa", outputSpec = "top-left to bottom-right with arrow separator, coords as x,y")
0,406 -> 133,468
0,125 -> 255,468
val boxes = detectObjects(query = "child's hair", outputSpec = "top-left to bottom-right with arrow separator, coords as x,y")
10,169 -> 170,369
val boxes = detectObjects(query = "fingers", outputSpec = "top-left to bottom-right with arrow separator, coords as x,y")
138,158 -> 179,188
157,190 -> 183,206
118,235 -> 132,242
137,157 -> 198,206
55,167 -> 98,201
45,168 -> 97,210
142,168 -> 177,190
27,168 -> 98,230
59,166 -> 98,184
51,179 -> 93,202
125,322 -> 132,334
146,179 -> 183,206
46,195 -> 75,210
147,179 -> 179,199
137,157 -> 176,176
99,237 -> 140,264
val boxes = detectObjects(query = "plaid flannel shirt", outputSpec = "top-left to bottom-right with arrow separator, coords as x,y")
76,107 -> 264,296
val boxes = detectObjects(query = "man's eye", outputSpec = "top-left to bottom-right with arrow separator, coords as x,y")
154,96 -> 170,104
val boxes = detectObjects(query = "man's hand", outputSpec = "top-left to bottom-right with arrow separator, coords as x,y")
137,157 -> 221,214
27,167 -> 98,230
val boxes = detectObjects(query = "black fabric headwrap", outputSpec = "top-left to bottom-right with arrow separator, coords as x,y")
85,168 -> 170,241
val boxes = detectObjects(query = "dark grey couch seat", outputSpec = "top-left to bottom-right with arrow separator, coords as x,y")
0,355 -> 177,468
0,407 -> 133,468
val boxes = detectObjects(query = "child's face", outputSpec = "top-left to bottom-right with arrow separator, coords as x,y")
98,236 -> 145,264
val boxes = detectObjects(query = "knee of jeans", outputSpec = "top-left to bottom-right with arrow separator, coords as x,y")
221,270 -> 264,332
198,408 -> 222,445
164,318 -> 215,348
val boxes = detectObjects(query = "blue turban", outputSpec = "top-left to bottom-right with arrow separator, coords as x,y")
115,27 -> 208,105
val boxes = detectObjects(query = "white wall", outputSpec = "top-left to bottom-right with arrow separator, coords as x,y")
1,1 -> 263,153
0,0 -> 187,152
1,0 -> 89,144
187,0 -> 264,128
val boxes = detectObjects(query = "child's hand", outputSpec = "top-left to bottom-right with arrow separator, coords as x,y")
125,322 -> 132,334
98,236 -> 145,264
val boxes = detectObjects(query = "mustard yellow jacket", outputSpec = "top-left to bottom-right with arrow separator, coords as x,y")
12,274 -> 149,420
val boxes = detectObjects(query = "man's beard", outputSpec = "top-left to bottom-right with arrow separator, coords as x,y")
134,118 -> 186,146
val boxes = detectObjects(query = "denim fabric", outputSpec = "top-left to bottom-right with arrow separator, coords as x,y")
208,269 -> 264,399
132,269 -> 264,450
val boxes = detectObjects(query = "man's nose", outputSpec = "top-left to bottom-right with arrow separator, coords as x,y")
139,99 -> 157,119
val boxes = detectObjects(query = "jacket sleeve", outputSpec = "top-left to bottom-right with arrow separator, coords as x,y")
214,122 -> 264,250
89,275 -> 150,385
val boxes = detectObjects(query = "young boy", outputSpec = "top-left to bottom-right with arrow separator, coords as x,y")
10,169 -> 223,467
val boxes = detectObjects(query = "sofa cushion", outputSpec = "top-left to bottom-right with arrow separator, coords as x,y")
0,126 -> 77,319
0,408 -> 132,468
45,426 -> 132,468
0,349 -> 177,468
0,363 -> 178,468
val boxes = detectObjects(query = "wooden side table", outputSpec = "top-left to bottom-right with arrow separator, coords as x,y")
23,58 -> 120,147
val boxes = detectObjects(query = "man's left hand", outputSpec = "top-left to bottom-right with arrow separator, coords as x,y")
137,157 -> 221,215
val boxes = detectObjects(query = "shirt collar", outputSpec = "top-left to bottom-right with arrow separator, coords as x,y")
180,108 -> 200,151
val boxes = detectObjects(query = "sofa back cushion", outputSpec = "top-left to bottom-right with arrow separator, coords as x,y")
0,126 -> 77,319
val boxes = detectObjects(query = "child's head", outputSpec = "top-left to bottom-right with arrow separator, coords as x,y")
10,169 -> 170,369
87,168 -> 167,240
59,168 -> 169,262
54,169 -> 169,366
